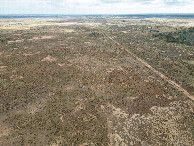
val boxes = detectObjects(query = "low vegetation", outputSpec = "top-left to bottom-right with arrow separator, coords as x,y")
0,17 -> 193,145
153,27 -> 194,45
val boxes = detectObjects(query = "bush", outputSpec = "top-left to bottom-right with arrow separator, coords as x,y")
153,27 -> 194,46
89,32 -> 100,37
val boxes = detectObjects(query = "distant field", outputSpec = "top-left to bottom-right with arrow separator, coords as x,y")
0,16 -> 193,145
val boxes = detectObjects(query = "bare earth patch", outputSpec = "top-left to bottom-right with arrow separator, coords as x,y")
62,29 -> 75,33
8,40 -> 24,44
28,36 -> 55,41
74,99 -> 87,114
0,66 -> 7,72
0,52 -> 4,56
10,75 -> 23,81
27,100 -> 46,115
79,142 -> 95,146
40,36 -> 54,39
26,93 -> 54,115
121,31 -> 128,34
41,55 -> 57,62
22,51 -> 40,56
0,124 -> 10,138
58,63 -> 65,67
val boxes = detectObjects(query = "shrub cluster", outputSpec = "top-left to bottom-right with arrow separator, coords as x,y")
153,27 -> 194,46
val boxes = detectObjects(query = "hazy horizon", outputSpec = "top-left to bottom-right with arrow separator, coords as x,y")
1,13 -> 194,19
1,13 -> 194,15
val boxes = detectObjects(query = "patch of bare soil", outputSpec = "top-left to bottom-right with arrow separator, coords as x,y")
26,92 -> 54,115
10,75 -> 23,81
28,37 -> 39,41
121,31 -> 128,34
0,52 -> 4,56
22,51 -> 40,56
50,139 -> 63,146
0,122 -> 11,145
29,36 -> 55,41
58,63 -> 66,67
0,66 -> 7,72
62,29 -> 75,33
41,55 -> 57,62
0,124 -> 10,138
106,66 -> 124,73
79,142 -> 95,146
7,40 -> 24,44
27,100 -> 46,115
74,99 -> 87,114
84,42 -> 91,44
41,36 -> 54,39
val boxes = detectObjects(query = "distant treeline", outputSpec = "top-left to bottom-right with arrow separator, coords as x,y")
153,27 -> 194,46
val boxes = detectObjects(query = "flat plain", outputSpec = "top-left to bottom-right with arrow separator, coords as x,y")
0,16 -> 194,145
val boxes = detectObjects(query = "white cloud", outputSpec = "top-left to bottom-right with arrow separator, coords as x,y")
0,0 -> 193,14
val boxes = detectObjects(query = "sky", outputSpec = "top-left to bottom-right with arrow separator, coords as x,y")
0,0 -> 194,14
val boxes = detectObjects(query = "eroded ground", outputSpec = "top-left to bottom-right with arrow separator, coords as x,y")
0,17 -> 194,145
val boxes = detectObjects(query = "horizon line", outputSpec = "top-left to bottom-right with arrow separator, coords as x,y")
1,13 -> 194,15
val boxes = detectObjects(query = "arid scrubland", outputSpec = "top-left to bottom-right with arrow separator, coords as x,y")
0,16 -> 194,145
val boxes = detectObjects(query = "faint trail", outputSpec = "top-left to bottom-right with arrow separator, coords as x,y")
105,33 -> 194,101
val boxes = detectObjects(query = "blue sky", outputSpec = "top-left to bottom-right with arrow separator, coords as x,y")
0,0 -> 194,14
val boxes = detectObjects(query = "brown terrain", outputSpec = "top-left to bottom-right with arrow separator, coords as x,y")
0,17 -> 194,145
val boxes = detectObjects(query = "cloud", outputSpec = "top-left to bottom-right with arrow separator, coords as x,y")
100,0 -> 122,3
0,0 -> 193,14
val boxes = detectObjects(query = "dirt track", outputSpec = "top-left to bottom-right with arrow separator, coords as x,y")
106,33 -> 194,101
